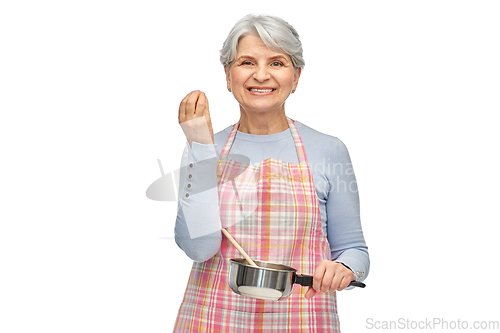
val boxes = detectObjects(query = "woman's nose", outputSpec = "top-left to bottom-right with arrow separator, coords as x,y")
253,66 -> 270,82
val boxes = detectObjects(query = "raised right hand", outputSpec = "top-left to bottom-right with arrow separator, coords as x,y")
178,90 -> 214,146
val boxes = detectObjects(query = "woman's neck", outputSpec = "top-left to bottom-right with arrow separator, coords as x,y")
238,108 -> 289,135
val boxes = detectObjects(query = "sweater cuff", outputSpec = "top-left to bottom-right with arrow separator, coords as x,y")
179,142 -> 219,202
334,257 -> 366,282
190,141 -> 217,162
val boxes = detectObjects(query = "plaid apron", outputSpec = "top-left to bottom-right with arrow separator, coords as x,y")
174,118 -> 339,332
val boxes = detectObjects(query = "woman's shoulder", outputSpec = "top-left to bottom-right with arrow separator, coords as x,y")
294,120 -> 345,156
294,120 -> 337,140
214,125 -> 233,145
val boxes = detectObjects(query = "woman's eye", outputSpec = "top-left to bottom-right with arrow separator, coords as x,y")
271,61 -> 283,67
241,61 -> 253,66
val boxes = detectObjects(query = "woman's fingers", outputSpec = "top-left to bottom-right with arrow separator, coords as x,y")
185,91 -> 202,119
179,90 -> 206,123
337,275 -> 353,291
196,92 -> 207,116
312,260 -> 337,293
202,94 -> 214,143
328,273 -> 344,292
306,261 -> 357,299
312,262 -> 326,293
178,90 -> 214,146
178,92 -> 192,123
321,263 -> 334,293
304,286 -> 317,299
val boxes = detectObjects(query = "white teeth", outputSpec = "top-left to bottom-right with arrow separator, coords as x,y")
249,88 -> 274,92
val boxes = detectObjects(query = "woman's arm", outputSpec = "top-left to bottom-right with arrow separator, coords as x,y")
174,142 -> 222,262
174,90 -> 222,262
327,138 -> 369,282
305,137 -> 369,298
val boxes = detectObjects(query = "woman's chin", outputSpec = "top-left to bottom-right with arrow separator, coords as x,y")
240,103 -> 285,115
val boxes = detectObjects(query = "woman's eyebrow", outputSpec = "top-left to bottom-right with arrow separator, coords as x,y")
236,55 -> 255,61
237,55 -> 289,62
269,55 -> 287,60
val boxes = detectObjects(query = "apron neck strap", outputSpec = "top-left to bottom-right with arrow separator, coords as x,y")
220,117 -> 309,164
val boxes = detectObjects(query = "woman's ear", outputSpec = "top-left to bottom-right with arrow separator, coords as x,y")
293,67 -> 302,91
224,64 -> 231,91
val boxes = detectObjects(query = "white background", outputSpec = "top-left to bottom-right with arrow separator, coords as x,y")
1,0 -> 499,332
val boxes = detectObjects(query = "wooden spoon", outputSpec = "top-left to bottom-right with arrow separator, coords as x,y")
221,228 -> 258,267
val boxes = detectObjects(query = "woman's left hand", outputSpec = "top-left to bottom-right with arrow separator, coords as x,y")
304,260 -> 356,299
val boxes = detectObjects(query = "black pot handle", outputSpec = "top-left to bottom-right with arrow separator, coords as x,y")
349,281 -> 366,288
295,274 -> 366,288
295,274 -> 313,286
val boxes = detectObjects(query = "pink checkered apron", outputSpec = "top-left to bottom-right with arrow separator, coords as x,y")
174,118 -> 339,332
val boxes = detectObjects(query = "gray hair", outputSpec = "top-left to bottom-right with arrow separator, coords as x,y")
219,14 -> 305,69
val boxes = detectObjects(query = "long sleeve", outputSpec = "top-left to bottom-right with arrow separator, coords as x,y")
326,139 -> 370,283
174,142 -> 223,262
174,122 -> 370,280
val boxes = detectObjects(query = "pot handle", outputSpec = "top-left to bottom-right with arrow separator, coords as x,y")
295,274 -> 366,288
295,274 -> 313,286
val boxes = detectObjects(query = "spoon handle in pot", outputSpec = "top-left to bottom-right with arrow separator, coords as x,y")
295,274 -> 366,288
221,228 -> 258,267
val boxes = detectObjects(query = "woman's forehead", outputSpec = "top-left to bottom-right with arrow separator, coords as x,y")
236,35 -> 291,60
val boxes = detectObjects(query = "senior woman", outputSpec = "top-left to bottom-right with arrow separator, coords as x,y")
173,14 -> 369,332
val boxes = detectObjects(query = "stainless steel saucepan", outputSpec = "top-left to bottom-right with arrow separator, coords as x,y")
229,258 -> 366,301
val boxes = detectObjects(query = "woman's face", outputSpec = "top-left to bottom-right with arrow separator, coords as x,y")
225,34 -> 301,115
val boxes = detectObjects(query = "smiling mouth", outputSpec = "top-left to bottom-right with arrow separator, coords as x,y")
248,88 -> 275,92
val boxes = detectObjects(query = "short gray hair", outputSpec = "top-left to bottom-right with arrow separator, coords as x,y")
220,14 -> 305,69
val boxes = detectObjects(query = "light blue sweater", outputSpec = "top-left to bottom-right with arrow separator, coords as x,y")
174,120 -> 369,282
